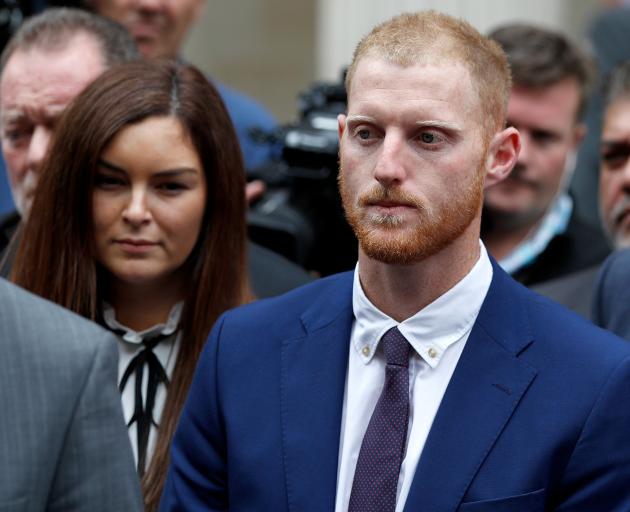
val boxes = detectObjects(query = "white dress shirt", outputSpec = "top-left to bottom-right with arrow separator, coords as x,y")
334,242 -> 493,512
102,302 -> 182,469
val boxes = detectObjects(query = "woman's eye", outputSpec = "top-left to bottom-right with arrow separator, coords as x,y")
94,174 -> 124,188
5,130 -> 24,142
157,182 -> 187,193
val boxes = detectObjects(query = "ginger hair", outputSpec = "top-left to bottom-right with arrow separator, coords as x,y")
345,10 -> 511,138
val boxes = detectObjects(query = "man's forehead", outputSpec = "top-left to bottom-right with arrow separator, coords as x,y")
1,69 -> 89,117
508,80 -> 581,127
347,57 -> 481,120
603,98 -> 630,134
351,55 -> 469,83
0,40 -> 105,113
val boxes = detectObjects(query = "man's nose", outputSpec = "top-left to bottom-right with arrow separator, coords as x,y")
373,133 -> 407,186
26,126 -> 51,174
122,188 -> 152,227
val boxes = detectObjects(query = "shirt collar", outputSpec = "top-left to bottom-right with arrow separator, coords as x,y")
102,301 -> 184,344
352,241 -> 493,369
499,193 -> 573,275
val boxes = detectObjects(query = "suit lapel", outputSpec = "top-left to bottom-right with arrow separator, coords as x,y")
280,274 -> 354,512
404,263 -> 538,512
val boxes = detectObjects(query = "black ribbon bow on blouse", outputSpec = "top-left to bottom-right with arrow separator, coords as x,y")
118,332 -> 171,476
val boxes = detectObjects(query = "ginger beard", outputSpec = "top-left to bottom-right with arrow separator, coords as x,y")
338,151 -> 487,265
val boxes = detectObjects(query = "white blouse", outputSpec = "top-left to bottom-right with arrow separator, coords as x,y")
102,302 -> 182,472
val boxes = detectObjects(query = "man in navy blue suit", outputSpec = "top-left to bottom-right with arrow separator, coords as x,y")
161,11 -> 630,512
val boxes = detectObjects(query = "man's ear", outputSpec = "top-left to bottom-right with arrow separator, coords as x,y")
338,113 -> 347,141
484,127 -> 520,189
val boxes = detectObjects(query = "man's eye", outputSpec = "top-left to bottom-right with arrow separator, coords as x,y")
357,128 -> 372,140
531,130 -> 557,145
603,151 -> 630,169
418,131 -> 443,145
602,142 -> 630,170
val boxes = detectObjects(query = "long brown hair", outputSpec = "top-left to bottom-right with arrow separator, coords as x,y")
11,59 -> 249,509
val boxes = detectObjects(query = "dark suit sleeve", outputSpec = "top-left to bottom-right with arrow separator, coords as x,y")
592,249 -> 630,338
591,251 -> 614,327
160,315 -> 229,511
555,355 -> 630,510
48,332 -> 143,512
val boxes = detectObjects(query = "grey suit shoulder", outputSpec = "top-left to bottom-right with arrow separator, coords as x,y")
593,248 -> 630,339
248,241 -> 314,298
0,278 -> 143,511
532,264 -> 600,319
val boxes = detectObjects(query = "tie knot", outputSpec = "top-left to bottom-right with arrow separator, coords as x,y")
382,326 -> 410,368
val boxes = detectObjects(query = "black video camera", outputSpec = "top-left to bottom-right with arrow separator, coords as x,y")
247,71 -> 357,276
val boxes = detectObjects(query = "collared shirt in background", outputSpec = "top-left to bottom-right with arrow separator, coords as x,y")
499,193 -> 572,275
335,242 -> 493,512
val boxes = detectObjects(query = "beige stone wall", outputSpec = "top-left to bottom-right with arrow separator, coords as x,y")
183,0 -> 600,122
316,0 -> 600,81
183,0 -> 317,123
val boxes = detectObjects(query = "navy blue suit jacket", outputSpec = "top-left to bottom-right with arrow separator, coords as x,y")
161,262 -> 630,511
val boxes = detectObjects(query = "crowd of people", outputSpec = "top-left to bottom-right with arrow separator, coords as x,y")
1,3 -> 630,512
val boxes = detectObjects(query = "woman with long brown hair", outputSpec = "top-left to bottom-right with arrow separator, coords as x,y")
11,59 -> 249,509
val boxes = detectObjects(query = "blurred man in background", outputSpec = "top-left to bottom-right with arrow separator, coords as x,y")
483,24 -> 610,287
599,62 -> 630,250
86,0 -> 278,173
536,61 -> 630,317
589,62 -> 630,332
0,8 -> 138,270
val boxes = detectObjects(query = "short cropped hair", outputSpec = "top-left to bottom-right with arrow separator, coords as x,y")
603,61 -> 630,110
0,7 -> 138,71
345,11 -> 512,137
489,24 -> 595,120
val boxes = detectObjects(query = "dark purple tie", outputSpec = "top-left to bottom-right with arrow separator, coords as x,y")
348,326 -> 410,512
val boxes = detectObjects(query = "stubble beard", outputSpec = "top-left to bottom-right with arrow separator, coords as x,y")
602,193 -> 630,250
339,158 -> 486,265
